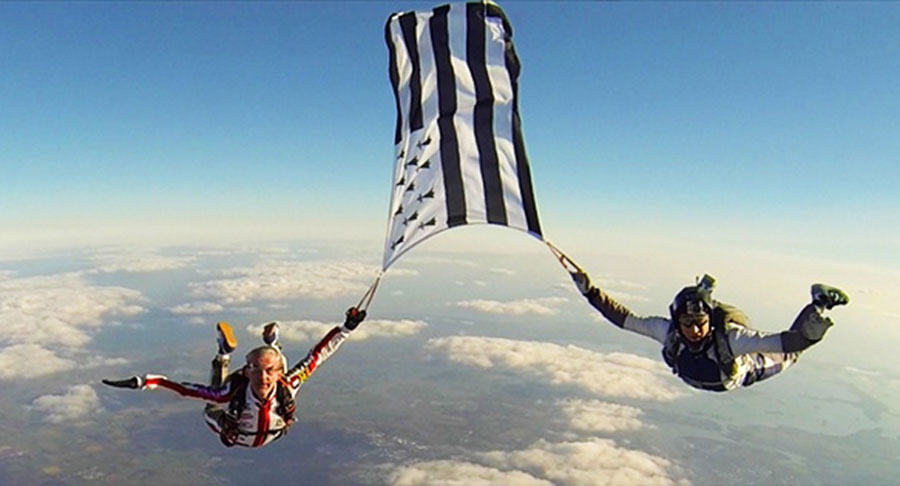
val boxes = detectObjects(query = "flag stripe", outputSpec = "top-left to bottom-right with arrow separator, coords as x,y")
493,6 -> 542,236
482,8 -> 524,231
385,17 -> 403,145
512,109 -> 541,234
450,3 -> 487,225
386,16 -> 411,190
466,3 -> 507,226
399,13 -> 424,133
431,5 -> 467,227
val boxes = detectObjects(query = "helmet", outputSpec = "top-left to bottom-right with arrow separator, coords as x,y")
669,274 -> 716,321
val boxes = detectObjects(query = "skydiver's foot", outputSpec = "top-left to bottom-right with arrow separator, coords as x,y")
102,376 -> 143,389
217,321 -> 238,356
811,284 -> 849,310
262,321 -> 280,347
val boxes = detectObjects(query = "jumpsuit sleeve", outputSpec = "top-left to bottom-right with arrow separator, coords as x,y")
583,286 -> 670,344
283,325 -> 352,393
622,315 -> 672,344
142,373 -> 236,404
583,286 -> 634,328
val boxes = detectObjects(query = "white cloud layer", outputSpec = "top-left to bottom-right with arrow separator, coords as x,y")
247,318 -> 426,342
169,301 -> 225,315
388,438 -> 686,486
455,297 -> 569,316
30,385 -> 102,424
426,336 -> 682,401
489,268 -> 517,276
188,261 -> 383,304
479,438 -> 685,486
556,279 -> 651,304
558,399 -> 644,433
607,291 -> 651,303
390,460 -> 551,486
87,249 -> 194,273
0,345 -> 129,382
395,256 -> 479,268
0,345 -> 76,380
0,273 -> 144,348
593,277 -> 649,291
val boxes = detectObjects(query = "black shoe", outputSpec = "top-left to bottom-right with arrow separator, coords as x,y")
101,376 -> 142,389
262,322 -> 280,347
811,284 -> 849,310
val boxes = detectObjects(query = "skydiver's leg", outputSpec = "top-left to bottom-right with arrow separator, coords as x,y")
789,283 -> 849,342
790,304 -> 833,342
740,285 -> 849,388
739,352 -> 800,387
211,321 -> 237,386
206,322 -> 237,416
741,302 -> 827,387
262,321 -> 281,349
210,356 -> 229,387
262,322 -> 288,371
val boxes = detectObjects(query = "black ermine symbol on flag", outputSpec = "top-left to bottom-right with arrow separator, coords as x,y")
396,176 -> 405,187
391,235 -> 404,250
406,156 -> 419,167
416,160 -> 431,171
394,205 -> 403,216
402,211 -> 419,226
397,149 -> 405,160
418,217 -> 436,230
416,188 -> 434,203
405,181 -> 415,192
416,137 -> 432,150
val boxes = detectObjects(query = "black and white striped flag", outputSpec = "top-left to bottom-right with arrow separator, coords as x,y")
382,1 -> 542,270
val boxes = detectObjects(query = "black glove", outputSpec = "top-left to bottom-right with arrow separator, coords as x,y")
101,376 -> 142,389
344,307 -> 367,330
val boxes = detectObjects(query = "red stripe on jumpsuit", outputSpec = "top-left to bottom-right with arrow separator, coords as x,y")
147,377 -> 232,403
253,397 -> 272,447
307,327 -> 342,375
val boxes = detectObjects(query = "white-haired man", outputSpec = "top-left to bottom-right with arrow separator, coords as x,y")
103,307 -> 366,447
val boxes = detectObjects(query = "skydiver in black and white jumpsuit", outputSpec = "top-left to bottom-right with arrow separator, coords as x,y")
571,272 -> 849,392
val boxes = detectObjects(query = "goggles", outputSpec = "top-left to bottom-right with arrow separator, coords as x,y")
678,302 -> 710,328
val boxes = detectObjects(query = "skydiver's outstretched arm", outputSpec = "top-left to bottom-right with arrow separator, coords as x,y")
102,373 -> 238,404
572,271 -> 671,344
282,307 -> 366,392
572,271 -> 632,327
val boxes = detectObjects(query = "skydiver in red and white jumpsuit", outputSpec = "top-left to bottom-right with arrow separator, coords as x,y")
102,307 -> 366,447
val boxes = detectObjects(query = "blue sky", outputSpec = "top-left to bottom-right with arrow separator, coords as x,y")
2,1 -> 899,267
2,5 -> 900,481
